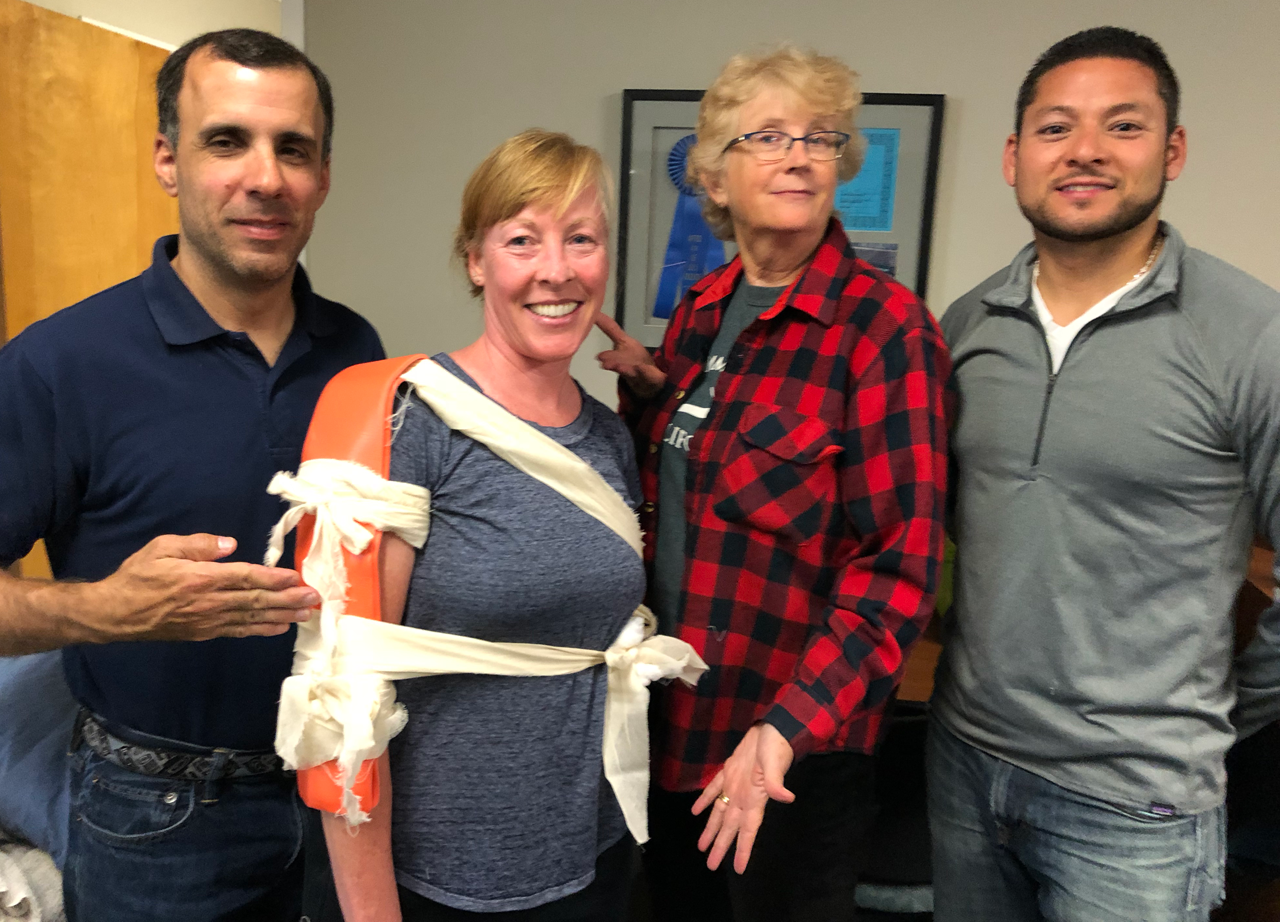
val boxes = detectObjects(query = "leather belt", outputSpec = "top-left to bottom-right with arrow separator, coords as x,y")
75,710 -> 285,781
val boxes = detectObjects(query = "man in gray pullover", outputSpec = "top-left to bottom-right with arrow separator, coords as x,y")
930,26 -> 1280,922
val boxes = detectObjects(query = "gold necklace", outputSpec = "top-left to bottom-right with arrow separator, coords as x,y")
1131,234 -> 1164,282
1033,233 -> 1164,286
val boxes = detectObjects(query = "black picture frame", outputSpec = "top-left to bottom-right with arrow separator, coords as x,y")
616,89 -> 945,345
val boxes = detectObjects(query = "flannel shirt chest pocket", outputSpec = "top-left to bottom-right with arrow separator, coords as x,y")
712,403 -> 842,544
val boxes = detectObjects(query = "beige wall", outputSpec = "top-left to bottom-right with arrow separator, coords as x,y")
305,0 -> 1280,403
23,0 -> 279,47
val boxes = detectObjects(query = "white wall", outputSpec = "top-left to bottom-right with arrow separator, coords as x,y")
24,0 -> 280,47
305,0 -> 1280,403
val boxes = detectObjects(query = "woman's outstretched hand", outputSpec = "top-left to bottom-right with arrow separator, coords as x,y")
595,314 -> 666,399
691,722 -> 795,874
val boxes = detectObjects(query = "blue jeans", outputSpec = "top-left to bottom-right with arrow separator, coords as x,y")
64,740 -> 305,922
927,719 -> 1225,922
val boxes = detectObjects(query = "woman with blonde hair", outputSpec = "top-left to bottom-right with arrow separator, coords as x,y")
321,129 -> 651,921
597,47 -> 952,920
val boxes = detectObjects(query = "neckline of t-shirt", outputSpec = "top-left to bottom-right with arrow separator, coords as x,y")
741,282 -> 788,309
1030,271 -> 1141,336
429,353 -> 593,444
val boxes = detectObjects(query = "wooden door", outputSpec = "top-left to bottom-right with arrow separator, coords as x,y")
0,0 -> 178,578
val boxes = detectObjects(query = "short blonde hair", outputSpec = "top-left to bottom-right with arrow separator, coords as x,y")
688,46 -> 866,240
453,129 -> 614,297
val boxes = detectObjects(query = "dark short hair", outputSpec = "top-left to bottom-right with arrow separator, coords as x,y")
1015,27 -> 1180,137
157,29 -> 334,158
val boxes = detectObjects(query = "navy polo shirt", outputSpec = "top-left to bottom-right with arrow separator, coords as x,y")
0,236 -> 384,749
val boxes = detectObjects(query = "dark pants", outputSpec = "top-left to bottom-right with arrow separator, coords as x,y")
1225,719 -> 1280,879
644,752 -> 877,922
64,742 -> 304,922
398,836 -> 635,921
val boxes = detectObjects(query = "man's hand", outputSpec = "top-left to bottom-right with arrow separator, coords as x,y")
595,314 -> 666,399
90,534 -> 319,642
692,722 -> 795,874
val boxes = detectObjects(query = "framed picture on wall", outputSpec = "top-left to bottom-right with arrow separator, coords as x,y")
616,89 -> 945,346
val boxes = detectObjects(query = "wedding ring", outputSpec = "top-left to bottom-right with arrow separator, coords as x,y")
718,793 -> 731,806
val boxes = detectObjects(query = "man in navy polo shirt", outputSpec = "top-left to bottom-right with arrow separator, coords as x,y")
0,30 -> 383,921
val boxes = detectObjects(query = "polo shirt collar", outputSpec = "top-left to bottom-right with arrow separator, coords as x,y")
141,235 -> 336,345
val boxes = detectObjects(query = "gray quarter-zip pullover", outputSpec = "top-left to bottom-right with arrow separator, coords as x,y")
934,223 -> 1280,814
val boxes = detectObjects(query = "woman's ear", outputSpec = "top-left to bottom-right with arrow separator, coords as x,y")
701,168 -> 729,209
467,249 -> 484,289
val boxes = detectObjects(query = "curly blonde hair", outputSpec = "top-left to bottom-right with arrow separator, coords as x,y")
453,129 -> 614,297
688,46 -> 865,240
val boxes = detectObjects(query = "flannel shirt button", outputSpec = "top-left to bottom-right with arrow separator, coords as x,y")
648,443 -> 658,454
642,502 -> 655,513
674,389 -> 687,400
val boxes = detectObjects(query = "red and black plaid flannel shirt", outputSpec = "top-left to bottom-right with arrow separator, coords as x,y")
621,219 -> 954,792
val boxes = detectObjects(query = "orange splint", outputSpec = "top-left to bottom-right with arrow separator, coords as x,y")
291,354 -> 428,817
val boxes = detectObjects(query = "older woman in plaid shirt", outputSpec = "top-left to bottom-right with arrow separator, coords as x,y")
596,47 -> 952,921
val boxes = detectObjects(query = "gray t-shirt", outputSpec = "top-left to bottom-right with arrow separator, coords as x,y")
386,355 -> 644,911
651,282 -> 784,632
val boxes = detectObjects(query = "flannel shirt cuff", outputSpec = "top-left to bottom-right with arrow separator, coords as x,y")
760,697 -> 821,760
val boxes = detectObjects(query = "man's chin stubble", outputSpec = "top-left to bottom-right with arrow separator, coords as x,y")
1020,184 -> 1165,245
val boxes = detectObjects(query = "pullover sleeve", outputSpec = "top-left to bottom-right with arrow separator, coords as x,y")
763,323 -> 954,756
1231,314 -> 1280,738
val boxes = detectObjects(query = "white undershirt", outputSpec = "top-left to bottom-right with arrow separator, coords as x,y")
1031,266 -> 1144,374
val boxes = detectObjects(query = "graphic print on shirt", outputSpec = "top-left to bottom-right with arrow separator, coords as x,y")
651,282 -> 784,634
663,354 -> 725,456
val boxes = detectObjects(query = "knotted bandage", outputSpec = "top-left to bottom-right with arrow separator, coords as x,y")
268,359 -> 706,838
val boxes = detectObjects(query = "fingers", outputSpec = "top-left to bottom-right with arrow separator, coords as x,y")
691,773 -> 725,815
763,776 -> 795,804
594,312 -> 628,345
636,362 -> 668,390
706,805 -> 740,870
219,586 -> 320,618
697,796 -> 728,855
149,533 -> 237,562
703,797 -> 766,873
594,351 -> 630,374
733,810 -> 763,875
695,773 -> 735,864
220,621 -> 294,640
218,561 -> 306,592
758,723 -> 797,803
181,562 -> 317,611
760,751 -> 794,803
105,542 -> 319,643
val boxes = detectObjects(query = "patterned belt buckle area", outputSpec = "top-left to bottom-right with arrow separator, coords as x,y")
80,713 -> 283,781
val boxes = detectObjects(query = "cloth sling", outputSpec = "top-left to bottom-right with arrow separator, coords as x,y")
266,358 -> 706,840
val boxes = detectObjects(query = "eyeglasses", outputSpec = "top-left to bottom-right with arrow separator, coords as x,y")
722,130 -> 851,162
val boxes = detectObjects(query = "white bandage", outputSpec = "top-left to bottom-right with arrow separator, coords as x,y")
268,361 -> 707,839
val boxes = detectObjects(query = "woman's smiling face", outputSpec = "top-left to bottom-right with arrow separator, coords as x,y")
468,186 -> 610,367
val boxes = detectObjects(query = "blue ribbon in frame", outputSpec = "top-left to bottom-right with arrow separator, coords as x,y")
652,134 -> 724,319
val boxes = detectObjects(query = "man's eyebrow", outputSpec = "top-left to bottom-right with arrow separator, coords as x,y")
1033,101 -> 1152,121
1102,102 -> 1149,118
197,123 -> 248,142
1034,104 -> 1079,120
276,130 -> 319,148
194,125 -> 319,147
